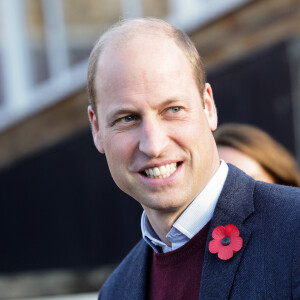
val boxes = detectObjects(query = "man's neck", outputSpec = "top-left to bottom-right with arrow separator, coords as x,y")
143,205 -> 189,246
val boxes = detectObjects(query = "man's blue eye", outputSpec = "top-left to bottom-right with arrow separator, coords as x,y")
122,115 -> 135,122
170,106 -> 181,113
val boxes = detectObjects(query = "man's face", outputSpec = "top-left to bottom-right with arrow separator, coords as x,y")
89,36 -> 219,217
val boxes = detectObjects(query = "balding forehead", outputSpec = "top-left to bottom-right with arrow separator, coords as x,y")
87,18 -> 205,114
93,35 -> 198,114
96,35 -> 191,86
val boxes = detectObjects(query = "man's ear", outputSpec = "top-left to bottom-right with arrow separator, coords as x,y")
203,83 -> 218,131
88,105 -> 105,153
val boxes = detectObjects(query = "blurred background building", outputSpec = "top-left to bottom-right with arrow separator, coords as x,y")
0,0 -> 300,298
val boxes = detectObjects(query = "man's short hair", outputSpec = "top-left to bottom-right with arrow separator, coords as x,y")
87,18 -> 206,115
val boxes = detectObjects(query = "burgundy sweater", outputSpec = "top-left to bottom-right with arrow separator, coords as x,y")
148,222 -> 210,300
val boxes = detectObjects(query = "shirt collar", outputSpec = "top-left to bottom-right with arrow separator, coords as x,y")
141,160 -> 229,253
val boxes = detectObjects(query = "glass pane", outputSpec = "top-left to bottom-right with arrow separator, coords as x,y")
142,0 -> 169,19
0,3 -> 4,105
0,50 -> 3,105
26,0 -> 49,86
62,0 -> 123,66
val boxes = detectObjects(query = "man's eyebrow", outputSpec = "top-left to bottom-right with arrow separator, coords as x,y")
149,98 -> 186,110
161,98 -> 184,106
167,95 -> 195,106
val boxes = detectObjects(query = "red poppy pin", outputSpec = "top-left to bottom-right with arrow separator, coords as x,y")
209,224 -> 243,260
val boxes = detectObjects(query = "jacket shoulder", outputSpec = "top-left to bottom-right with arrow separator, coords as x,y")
99,239 -> 150,300
254,182 -> 300,298
253,182 -> 300,240
254,181 -> 300,219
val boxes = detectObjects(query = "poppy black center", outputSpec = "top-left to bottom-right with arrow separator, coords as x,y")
222,237 -> 231,246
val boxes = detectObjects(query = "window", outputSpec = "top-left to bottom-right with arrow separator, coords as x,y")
0,0 -> 251,131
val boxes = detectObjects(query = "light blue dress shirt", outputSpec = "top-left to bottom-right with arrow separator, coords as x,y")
141,160 -> 229,253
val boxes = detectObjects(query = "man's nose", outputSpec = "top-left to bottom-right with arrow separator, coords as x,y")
138,119 -> 168,158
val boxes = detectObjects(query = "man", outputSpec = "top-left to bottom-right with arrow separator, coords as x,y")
87,18 -> 300,299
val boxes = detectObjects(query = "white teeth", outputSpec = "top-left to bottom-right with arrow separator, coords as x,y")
143,163 -> 178,179
160,166 -> 166,175
153,167 -> 160,176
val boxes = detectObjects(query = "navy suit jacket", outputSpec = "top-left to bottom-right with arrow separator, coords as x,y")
99,165 -> 300,299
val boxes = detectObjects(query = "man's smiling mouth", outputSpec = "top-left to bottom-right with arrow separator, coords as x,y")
141,162 -> 181,179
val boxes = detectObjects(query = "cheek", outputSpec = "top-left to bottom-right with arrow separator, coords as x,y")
104,132 -> 136,167
103,133 -> 139,194
175,117 -> 210,146
182,122 -> 215,163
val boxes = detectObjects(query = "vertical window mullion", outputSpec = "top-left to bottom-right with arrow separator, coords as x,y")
41,0 -> 69,77
0,0 -> 31,110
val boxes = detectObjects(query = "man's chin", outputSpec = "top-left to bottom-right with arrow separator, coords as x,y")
139,197 -> 188,214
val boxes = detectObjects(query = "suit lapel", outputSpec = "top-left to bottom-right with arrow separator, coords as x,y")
199,165 -> 255,299
124,241 -> 152,300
